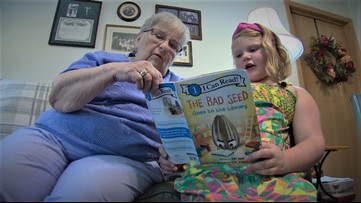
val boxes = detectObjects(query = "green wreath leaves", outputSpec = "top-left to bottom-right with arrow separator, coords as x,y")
303,35 -> 356,85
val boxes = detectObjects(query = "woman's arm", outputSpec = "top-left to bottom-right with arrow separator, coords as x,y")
49,60 -> 162,113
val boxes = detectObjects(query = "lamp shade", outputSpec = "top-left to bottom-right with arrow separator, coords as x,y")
247,7 -> 304,62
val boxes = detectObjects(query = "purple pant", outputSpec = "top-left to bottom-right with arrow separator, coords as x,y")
0,127 -> 164,201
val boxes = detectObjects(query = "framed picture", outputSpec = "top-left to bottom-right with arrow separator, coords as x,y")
103,24 -> 140,55
117,1 -> 141,22
155,4 -> 202,41
173,41 -> 193,67
48,0 -> 102,48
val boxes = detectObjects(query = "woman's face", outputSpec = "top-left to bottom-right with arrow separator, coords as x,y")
232,36 -> 269,83
135,25 -> 184,76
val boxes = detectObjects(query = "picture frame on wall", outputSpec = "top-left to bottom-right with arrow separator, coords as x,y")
117,1 -> 141,22
174,41 -> 193,67
48,0 -> 102,48
103,24 -> 140,55
155,4 -> 202,40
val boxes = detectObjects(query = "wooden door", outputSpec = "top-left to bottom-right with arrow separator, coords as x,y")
287,1 -> 361,201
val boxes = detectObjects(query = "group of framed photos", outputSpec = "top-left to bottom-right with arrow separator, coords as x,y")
155,4 -> 202,41
49,1 -> 199,67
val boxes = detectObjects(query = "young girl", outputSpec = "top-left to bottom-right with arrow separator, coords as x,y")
158,22 -> 325,202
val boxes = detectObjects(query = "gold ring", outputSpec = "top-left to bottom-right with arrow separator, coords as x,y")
139,69 -> 148,78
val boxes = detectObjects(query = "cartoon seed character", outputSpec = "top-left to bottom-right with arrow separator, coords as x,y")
212,115 -> 240,150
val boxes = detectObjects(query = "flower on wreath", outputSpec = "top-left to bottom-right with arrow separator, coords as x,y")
303,35 -> 356,85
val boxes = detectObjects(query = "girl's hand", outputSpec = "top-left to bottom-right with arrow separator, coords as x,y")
245,142 -> 291,175
158,146 -> 178,175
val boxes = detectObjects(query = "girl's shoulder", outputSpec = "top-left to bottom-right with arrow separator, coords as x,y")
251,82 -> 296,94
273,81 -> 306,100
251,82 -> 296,100
285,84 -> 309,100
252,82 -> 297,121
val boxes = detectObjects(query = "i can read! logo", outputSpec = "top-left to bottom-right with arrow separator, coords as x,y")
181,74 -> 246,97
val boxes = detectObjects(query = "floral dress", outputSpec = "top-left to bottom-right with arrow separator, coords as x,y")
174,83 -> 317,202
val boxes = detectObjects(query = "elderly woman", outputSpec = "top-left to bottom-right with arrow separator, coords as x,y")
0,12 -> 190,202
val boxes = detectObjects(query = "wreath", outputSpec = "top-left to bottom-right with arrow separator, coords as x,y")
303,35 -> 356,85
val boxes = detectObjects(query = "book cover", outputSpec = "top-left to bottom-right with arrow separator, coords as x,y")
145,69 -> 261,166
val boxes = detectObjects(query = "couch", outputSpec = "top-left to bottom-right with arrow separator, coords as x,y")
0,78 -> 180,202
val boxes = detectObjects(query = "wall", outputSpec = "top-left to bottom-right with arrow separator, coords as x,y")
0,0 -> 360,84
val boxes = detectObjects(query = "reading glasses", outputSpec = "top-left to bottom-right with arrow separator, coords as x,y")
142,28 -> 183,53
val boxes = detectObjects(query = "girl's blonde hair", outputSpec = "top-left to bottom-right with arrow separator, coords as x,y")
232,23 -> 291,82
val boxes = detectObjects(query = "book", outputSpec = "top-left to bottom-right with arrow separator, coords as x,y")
145,69 -> 261,167
313,176 -> 355,200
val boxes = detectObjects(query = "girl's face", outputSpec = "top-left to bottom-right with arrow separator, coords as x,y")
135,26 -> 183,76
232,36 -> 270,83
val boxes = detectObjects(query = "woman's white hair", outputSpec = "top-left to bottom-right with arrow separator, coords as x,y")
140,12 -> 190,47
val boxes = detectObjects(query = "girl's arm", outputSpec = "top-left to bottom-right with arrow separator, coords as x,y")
286,86 -> 325,171
246,86 -> 325,175
158,146 -> 179,175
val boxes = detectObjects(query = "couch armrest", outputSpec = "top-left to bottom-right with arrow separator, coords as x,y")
0,79 -> 52,139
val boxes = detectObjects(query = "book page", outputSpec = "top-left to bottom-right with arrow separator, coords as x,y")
145,83 -> 200,165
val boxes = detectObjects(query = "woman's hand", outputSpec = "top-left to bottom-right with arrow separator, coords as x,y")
245,142 -> 291,175
113,60 -> 163,95
158,146 -> 178,175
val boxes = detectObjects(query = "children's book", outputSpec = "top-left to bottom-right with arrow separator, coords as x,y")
145,69 -> 261,167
